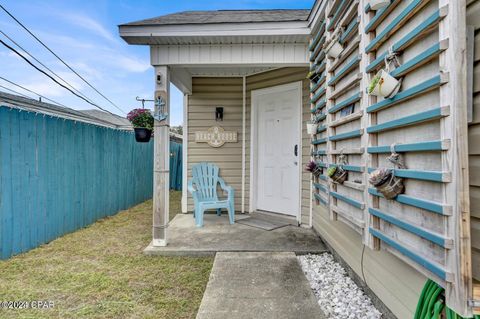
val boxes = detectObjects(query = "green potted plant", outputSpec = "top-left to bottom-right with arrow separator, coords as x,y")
127,108 -> 154,142
367,70 -> 400,98
327,166 -> 347,184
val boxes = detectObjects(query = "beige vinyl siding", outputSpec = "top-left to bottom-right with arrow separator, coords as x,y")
468,0 -> 480,281
245,68 -> 310,223
187,77 -> 243,212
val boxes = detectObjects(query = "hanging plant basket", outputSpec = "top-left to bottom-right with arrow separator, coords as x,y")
367,69 -> 400,98
305,160 -> 323,178
327,166 -> 347,184
127,108 -> 154,143
325,38 -> 343,58
134,128 -> 152,143
306,122 -> 319,135
368,0 -> 390,10
369,168 -> 404,199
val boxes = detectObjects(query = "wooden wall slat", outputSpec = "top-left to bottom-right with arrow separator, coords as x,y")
309,0 -> 475,316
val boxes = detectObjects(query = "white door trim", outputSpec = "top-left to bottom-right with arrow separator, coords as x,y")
249,81 -> 303,222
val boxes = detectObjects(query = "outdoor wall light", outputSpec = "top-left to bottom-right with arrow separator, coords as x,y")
215,107 -> 224,121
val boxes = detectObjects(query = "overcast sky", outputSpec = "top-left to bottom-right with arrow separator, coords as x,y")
0,0 -> 313,125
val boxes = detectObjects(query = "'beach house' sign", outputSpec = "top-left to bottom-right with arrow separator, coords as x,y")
195,126 -> 237,148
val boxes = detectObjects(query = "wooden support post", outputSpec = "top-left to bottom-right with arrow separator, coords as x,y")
438,1 -> 472,316
360,0 -> 380,250
152,66 -> 170,247
325,11 -> 336,221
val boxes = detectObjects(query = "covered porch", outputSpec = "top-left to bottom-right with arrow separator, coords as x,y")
119,9 -> 316,250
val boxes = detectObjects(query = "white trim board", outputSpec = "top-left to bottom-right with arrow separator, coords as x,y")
150,44 -> 309,66
249,81 -> 303,222
181,93 -> 188,213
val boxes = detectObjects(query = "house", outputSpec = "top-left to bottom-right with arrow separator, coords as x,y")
119,0 -> 480,317
0,91 -> 119,128
79,109 -> 133,130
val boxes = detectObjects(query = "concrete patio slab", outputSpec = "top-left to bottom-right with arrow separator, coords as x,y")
144,213 -> 326,256
196,252 -> 326,319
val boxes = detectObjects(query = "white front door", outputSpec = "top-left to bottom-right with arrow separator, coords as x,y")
253,82 -> 301,217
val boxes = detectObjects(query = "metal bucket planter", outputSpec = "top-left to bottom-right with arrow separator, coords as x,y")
327,166 -> 347,184
368,0 -> 390,10
134,128 -> 152,143
307,122 -> 319,135
370,169 -> 404,199
312,166 -> 323,178
368,69 -> 400,98
325,39 -> 343,58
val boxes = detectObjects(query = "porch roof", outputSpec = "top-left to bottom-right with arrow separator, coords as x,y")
119,9 -> 312,46
121,9 -> 310,26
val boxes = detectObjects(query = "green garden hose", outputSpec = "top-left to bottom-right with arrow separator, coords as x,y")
414,279 -> 480,319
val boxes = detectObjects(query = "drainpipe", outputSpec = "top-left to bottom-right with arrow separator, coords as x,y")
242,76 -> 246,214
181,94 -> 188,213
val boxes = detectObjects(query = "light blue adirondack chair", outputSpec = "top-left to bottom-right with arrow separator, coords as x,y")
188,162 -> 235,227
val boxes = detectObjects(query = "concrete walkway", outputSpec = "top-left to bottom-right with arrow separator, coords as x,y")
196,252 -> 326,319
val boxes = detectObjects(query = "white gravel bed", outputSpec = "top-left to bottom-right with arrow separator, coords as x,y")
298,253 -> 382,319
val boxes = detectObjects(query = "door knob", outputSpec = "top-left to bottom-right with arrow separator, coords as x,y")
294,144 -> 298,156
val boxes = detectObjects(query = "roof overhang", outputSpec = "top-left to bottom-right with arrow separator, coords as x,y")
119,21 -> 310,45
119,18 -> 313,94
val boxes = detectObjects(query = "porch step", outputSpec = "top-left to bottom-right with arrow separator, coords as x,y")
143,214 -> 326,256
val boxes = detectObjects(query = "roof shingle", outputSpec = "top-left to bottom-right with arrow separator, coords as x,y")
120,9 -> 310,26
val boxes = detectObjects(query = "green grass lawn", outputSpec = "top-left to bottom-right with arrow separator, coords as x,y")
0,191 -> 213,319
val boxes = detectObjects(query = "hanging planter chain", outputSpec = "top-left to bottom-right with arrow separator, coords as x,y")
370,143 -> 405,199
383,48 -> 403,98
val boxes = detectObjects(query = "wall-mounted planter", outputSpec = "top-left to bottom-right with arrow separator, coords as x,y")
307,122 -> 320,135
327,166 -> 347,184
325,39 -> 343,58
306,160 -> 323,178
134,128 -> 152,143
368,0 -> 390,10
367,69 -> 400,98
369,168 -> 404,199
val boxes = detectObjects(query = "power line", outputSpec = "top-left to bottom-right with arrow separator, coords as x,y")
0,38 -> 118,116
0,4 -> 126,115
0,76 -> 69,108
0,29 -> 97,105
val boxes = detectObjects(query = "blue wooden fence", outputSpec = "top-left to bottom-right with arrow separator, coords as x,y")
169,141 -> 182,191
0,106 -> 155,259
